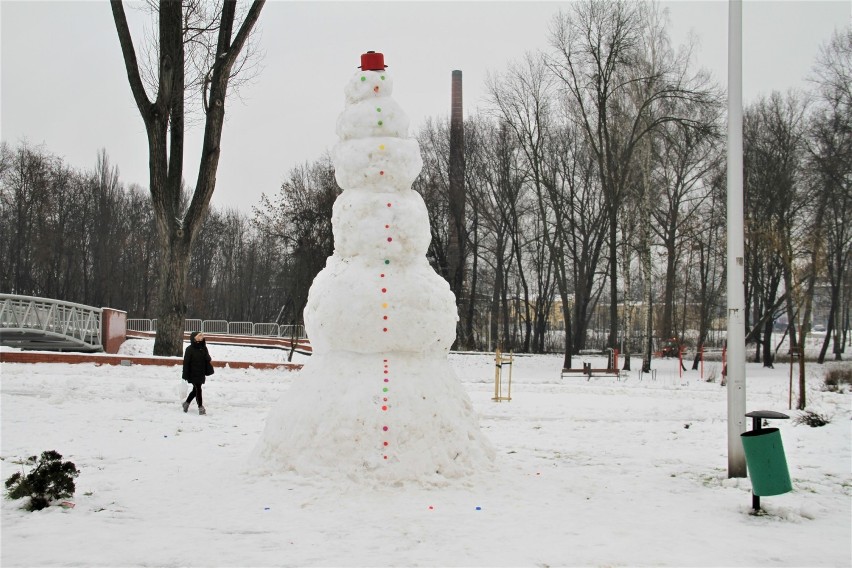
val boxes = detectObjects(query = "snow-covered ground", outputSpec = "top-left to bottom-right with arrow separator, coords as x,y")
2,341 -> 850,567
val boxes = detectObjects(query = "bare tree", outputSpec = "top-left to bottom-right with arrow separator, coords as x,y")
2,143 -> 47,295
0,143 -> 162,313
547,0 -> 714,353
417,116 -> 509,350
111,0 -> 265,355
652,105 -> 723,343
415,119 -> 453,281
556,125 -> 609,355
487,52 -> 569,359
808,27 -> 852,364
88,150 -> 123,308
464,119 -> 523,352
743,92 -> 807,367
624,2 -> 720,372
253,156 -> 339,351
687,158 -> 727,370
119,185 -> 160,316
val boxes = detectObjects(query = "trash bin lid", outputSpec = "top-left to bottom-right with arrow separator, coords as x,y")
745,410 -> 790,420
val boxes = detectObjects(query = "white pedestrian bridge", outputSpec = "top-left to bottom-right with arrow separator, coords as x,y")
1,294 -> 308,353
0,294 -> 103,352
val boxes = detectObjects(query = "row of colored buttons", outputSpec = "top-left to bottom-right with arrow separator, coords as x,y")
380,199 -> 394,460
381,358 -> 390,460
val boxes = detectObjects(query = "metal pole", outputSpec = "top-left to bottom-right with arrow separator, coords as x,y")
727,0 -> 748,478
788,348 -> 794,410
493,348 -> 501,402
751,416 -> 761,512
507,352 -> 513,401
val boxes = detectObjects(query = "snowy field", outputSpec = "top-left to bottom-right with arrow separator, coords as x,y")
1,341 -> 850,567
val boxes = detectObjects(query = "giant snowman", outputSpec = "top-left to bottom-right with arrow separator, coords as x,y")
253,52 -> 494,483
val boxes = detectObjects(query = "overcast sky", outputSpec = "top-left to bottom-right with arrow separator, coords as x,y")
2,1 -> 849,213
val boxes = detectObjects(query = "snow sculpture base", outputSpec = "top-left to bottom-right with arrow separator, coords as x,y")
254,352 -> 494,484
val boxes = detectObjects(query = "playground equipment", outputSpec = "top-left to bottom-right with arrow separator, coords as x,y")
492,348 -> 513,402
561,348 -> 620,380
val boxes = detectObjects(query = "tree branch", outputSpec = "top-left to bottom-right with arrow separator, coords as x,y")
110,1 -> 153,118
184,0 -> 265,238
222,0 -> 266,73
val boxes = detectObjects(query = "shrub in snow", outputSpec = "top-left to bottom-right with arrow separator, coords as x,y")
4,450 -> 80,511
823,365 -> 852,393
793,410 -> 831,428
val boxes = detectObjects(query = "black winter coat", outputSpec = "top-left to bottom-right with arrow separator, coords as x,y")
183,340 -> 211,384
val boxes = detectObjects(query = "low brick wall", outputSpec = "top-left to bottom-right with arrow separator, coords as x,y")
0,351 -> 302,371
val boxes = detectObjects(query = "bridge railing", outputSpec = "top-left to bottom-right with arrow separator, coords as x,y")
0,293 -> 103,351
126,318 -> 305,339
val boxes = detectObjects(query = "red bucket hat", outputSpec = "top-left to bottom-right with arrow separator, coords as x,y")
359,51 -> 387,71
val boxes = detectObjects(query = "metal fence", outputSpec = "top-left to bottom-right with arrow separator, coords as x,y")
280,325 -> 306,339
126,318 -> 305,339
252,323 -> 279,336
125,319 -> 203,333
202,320 -> 228,334
227,321 -> 253,335
126,319 -> 155,332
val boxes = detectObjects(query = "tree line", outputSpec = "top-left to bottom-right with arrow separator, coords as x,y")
2,3 -> 849,365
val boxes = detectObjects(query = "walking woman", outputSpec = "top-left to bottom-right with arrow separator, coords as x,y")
183,331 -> 213,415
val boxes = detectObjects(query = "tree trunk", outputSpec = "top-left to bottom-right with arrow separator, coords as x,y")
692,242 -> 710,371
153,235 -> 191,355
643,289 -> 653,372
640,146 -> 654,374
510,225 -> 532,352
491,238 -> 504,351
562,292 -> 573,370
608,212 -> 618,350
818,264 -> 843,363
782,252 -> 799,352
501,278 -> 510,350
762,319 -> 774,368
573,264 -> 589,353
817,301 -> 835,364
796,337 -> 806,410
111,0 -> 265,356
465,209 -> 478,349
661,239 -> 676,339
621,224 -> 632,372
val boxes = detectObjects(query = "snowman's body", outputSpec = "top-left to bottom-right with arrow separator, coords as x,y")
254,58 -> 494,484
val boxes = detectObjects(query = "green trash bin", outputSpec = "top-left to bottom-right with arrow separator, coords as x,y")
741,427 -> 792,496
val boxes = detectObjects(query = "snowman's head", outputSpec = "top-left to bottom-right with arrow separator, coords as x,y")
345,70 -> 394,104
